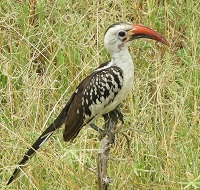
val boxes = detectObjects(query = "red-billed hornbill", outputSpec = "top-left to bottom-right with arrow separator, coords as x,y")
7,22 -> 169,185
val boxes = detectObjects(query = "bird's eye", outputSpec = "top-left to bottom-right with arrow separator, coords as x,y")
118,31 -> 126,38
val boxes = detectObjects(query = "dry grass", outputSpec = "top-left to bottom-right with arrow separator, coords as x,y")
1,0 -> 199,189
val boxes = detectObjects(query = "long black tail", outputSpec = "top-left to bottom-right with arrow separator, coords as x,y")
7,94 -> 75,185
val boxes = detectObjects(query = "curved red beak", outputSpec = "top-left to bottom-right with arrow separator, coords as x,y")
128,24 -> 170,46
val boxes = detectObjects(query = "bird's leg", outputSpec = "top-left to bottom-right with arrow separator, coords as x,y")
90,123 -> 104,134
102,111 -> 118,143
90,107 -> 123,143
114,107 -> 124,124
90,123 -> 113,140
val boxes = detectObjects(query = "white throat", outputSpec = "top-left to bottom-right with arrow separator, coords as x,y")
111,47 -> 134,95
110,48 -> 134,73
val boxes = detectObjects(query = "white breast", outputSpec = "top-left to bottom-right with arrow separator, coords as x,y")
98,49 -> 134,115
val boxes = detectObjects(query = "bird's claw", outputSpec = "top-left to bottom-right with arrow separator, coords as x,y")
90,124 -> 115,143
98,129 -> 115,143
90,107 -> 123,144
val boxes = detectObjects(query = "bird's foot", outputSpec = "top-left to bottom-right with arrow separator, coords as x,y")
90,124 -> 115,143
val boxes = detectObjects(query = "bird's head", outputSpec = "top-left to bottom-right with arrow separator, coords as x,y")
104,22 -> 169,54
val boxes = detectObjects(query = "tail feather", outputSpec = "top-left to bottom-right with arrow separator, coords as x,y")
7,94 -> 75,185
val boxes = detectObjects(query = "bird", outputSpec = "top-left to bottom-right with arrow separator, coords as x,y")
7,22 -> 169,185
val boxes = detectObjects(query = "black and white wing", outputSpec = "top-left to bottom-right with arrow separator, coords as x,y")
63,65 -> 124,141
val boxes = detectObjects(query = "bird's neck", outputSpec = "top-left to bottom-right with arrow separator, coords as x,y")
111,48 -> 133,68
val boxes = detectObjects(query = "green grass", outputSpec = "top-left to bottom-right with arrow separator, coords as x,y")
1,0 -> 199,189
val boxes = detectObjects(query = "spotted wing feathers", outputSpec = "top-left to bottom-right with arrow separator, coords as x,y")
63,66 -> 123,141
